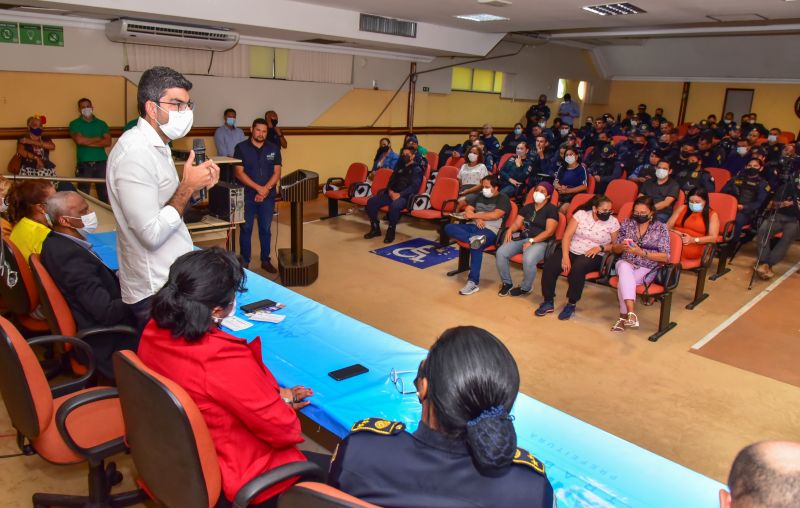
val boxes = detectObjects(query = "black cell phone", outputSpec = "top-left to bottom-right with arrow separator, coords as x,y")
328,364 -> 369,381
240,299 -> 277,313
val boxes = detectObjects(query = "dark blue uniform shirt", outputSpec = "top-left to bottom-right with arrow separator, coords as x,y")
329,419 -> 555,508
233,139 -> 282,199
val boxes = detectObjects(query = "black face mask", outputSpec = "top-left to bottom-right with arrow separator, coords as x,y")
680,150 -> 691,157
378,145 -> 389,154
596,211 -> 612,221
271,118 -> 278,126
401,155 -> 412,164
632,214 -> 651,224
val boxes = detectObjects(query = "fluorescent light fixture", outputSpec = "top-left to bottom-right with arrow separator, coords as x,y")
582,3 -> 646,16
455,13 -> 510,22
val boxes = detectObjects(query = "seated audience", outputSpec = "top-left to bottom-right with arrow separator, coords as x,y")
458,145 -> 489,195
41,191 -> 136,378
455,129 -> 480,158
609,196 -> 670,332
498,141 -> 533,198
745,128 -> 761,148
480,124 -> 501,159
365,147 -> 424,244
754,177 -> 800,280
528,135 -> 557,185
402,132 -> 428,156
748,113 -> 769,137
724,139 -> 752,176
329,325 -> 554,508
720,441 -> 800,508
674,152 -> 715,194
764,128 -> 784,163
588,144 -> 622,194
721,158 -> 770,249
138,248 -> 324,507
8,179 -> 55,260
628,150 -> 662,185
639,160 -> 681,223
444,175 -> 510,295
501,123 -> 529,154
667,187 -> 720,261
554,147 -> 588,214
372,137 -> 398,172
17,115 -> 57,178
698,133 -> 726,169
537,195 -> 620,320
495,182 -> 559,297
213,108 -> 245,158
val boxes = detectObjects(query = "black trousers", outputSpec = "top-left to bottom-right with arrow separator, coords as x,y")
540,246 -> 602,304
76,160 -> 108,202
214,451 -> 332,508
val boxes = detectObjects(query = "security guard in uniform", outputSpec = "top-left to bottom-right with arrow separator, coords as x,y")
365,147 -> 423,244
697,134 -> 726,169
588,144 -> 622,194
674,153 -> 715,194
329,326 -> 555,508
722,158 -> 771,248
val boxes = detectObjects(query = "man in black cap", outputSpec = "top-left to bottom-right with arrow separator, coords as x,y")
675,152 -> 715,193
588,144 -> 622,194
682,122 -> 702,146
396,133 -> 429,173
365,147 -> 424,244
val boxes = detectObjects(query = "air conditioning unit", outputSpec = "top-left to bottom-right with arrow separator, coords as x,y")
105,19 -> 239,51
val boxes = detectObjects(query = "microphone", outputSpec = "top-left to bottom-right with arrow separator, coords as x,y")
193,138 -> 208,200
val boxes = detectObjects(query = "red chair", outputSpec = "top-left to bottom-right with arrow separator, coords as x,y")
447,202 -> 518,277
380,164 -> 432,215
350,169 -> 391,207
437,165 -> 460,181
605,179 -> 639,215
617,201 -> 634,222
425,152 -> 439,172
707,192 -> 739,280
509,212 -> 567,266
682,240 -> 716,310
612,135 -> 628,146
586,173 -> 597,194
0,238 -> 50,334
706,167 -> 731,193
444,156 -> 464,169
583,146 -> 594,161
605,231 -> 683,341
410,177 -> 460,245
323,163 -> 369,219
496,153 -> 514,172
677,123 -> 690,137
565,193 -> 595,221
777,132 -> 794,145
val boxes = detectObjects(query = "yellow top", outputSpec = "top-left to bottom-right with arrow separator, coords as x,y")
9,217 -> 51,261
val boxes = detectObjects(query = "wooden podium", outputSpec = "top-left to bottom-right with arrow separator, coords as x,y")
278,169 -> 320,286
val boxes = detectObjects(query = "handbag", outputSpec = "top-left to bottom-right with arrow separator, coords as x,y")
7,153 -> 22,175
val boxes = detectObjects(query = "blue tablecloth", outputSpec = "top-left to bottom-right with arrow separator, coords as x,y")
89,231 -> 724,507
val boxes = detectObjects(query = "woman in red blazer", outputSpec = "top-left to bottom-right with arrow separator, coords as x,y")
137,248 -> 321,507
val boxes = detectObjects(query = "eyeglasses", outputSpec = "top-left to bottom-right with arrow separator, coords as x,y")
157,100 -> 194,112
389,368 -> 418,395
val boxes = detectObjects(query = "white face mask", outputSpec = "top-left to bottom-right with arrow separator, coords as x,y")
482,187 -> 493,198
630,120 -> 638,127
156,105 -> 194,140
467,153 -> 478,163
736,146 -> 748,156
66,211 -> 98,237
768,135 -> 778,143
565,155 -> 577,165
80,107 -> 93,118
655,168 -> 669,180
560,129 -> 570,136
227,296 -> 237,318
723,119 -> 731,124
533,191 -> 546,204
516,148 -> 527,157
538,121 -> 546,128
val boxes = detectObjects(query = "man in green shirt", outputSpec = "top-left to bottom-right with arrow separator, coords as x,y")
69,98 -> 111,202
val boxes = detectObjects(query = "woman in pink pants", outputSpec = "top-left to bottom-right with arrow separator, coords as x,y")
610,196 -> 671,332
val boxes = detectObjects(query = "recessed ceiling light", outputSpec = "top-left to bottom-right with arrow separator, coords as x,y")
479,0 -> 513,6
455,13 -> 510,22
582,3 -> 646,16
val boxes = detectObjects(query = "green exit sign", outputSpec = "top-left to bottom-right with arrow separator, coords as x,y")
19,23 -> 42,45
0,22 -> 18,43
43,25 -> 63,46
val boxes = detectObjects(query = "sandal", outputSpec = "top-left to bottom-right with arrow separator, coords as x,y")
611,318 -> 627,332
625,312 -> 640,328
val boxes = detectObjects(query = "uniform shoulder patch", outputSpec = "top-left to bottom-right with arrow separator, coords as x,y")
512,447 -> 546,476
350,417 -> 405,436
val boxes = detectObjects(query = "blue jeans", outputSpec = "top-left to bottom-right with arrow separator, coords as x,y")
495,239 -> 548,292
444,223 -> 497,284
366,191 -> 406,226
500,184 -> 519,197
240,195 -> 275,264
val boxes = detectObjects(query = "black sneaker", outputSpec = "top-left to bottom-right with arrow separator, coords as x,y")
498,283 -> 513,296
509,287 -> 532,297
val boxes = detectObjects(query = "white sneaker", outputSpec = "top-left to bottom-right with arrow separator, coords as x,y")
459,280 -> 480,295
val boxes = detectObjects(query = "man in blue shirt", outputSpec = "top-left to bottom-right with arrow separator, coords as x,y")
480,124 -> 501,160
213,108 -> 245,157
233,118 -> 281,273
557,93 -> 580,126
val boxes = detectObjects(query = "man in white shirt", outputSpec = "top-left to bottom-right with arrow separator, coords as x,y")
107,66 -> 220,329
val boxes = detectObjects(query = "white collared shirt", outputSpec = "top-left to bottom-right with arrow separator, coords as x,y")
107,117 -> 192,304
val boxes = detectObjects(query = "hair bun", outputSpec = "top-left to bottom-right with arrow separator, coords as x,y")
465,406 -> 517,477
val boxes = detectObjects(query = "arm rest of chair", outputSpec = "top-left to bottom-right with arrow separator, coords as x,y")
440,198 -> 459,218
721,220 -> 735,243
76,325 -> 138,344
325,177 -> 344,187
599,252 -> 618,280
700,243 -> 716,268
27,335 -> 96,397
232,461 -> 324,508
54,387 -> 127,460
665,263 -> 682,291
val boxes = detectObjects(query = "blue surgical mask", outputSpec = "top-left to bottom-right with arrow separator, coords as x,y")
514,127 -> 522,136
689,202 -> 704,213
225,117 -> 236,127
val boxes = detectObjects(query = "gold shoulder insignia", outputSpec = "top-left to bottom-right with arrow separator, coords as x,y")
350,417 -> 405,436
512,447 -> 546,476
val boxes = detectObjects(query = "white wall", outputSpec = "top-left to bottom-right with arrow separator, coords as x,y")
593,35 -> 800,81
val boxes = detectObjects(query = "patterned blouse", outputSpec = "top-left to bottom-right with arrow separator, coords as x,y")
569,209 -> 620,255
614,219 -> 671,270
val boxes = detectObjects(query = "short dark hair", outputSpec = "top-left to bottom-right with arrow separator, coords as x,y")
77,98 -> 91,107
699,134 -> 713,145
252,118 -> 268,130
224,108 -> 236,116
137,66 -> 193,118
516,140 -> 529,150
634,195 -> 656,213
151,248 -> 246,342
419,326 -> 519,475
563,93 -> 572,101
482,174 -> 501,188
728,442 -> 800,508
